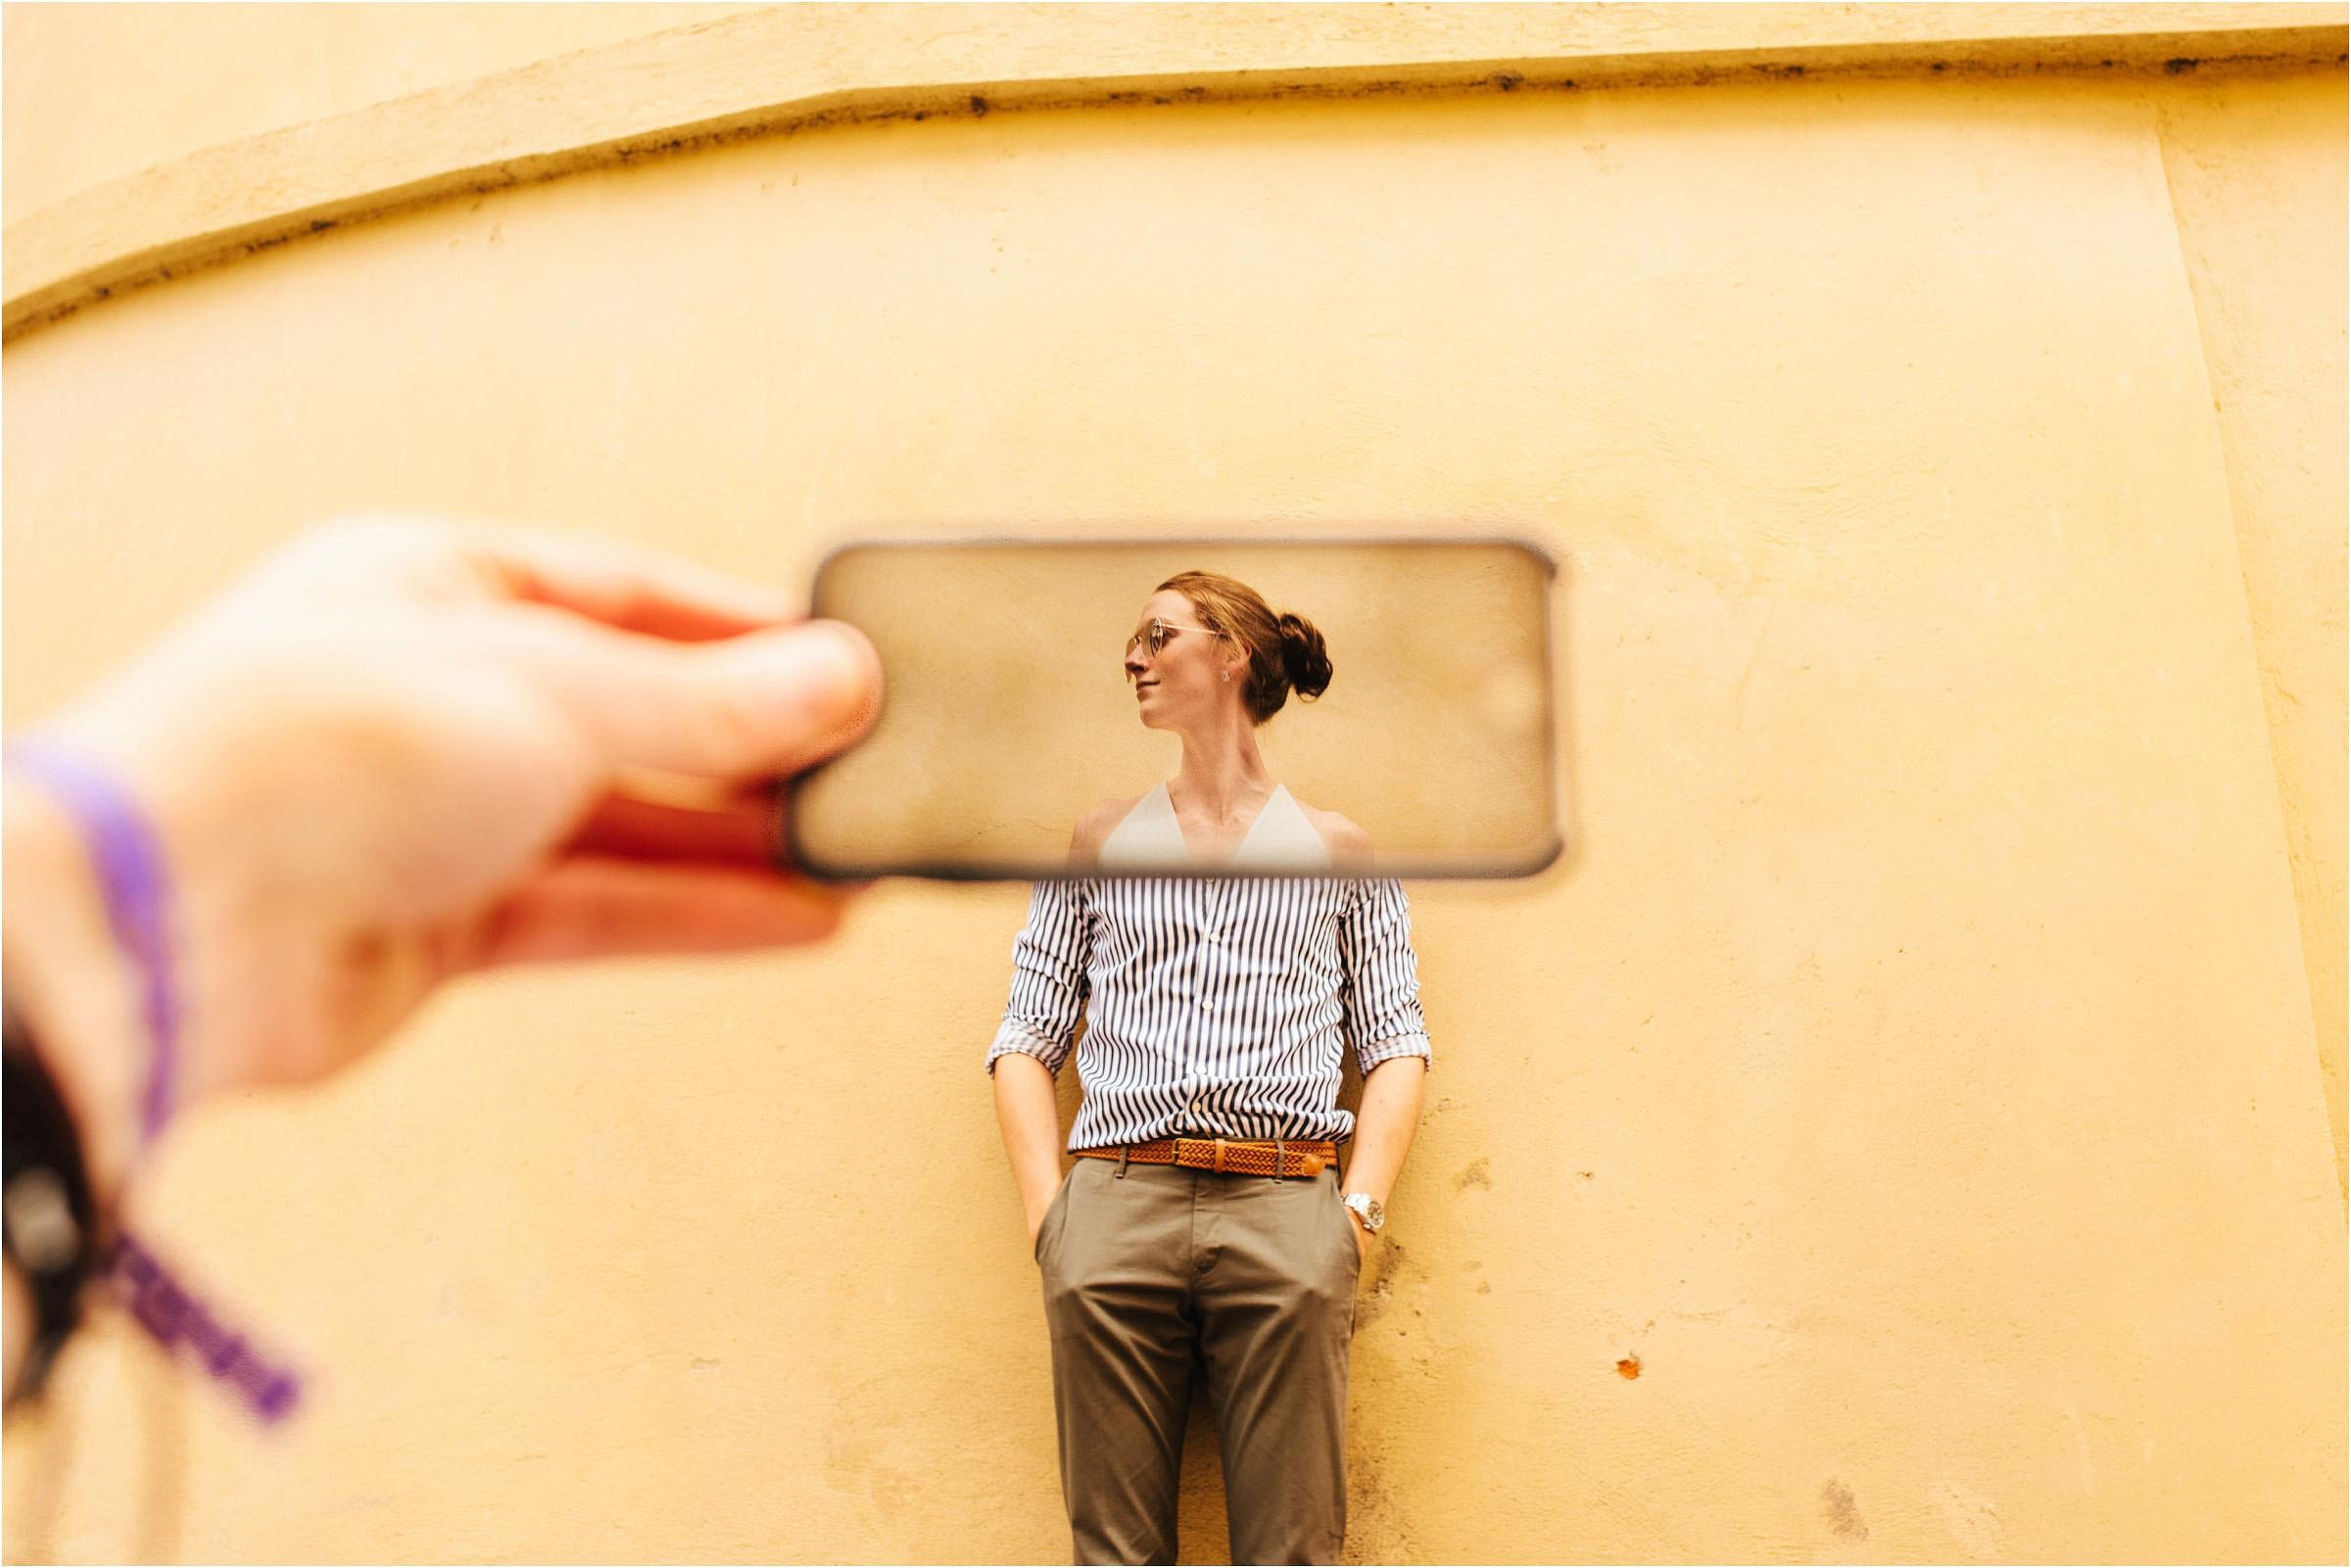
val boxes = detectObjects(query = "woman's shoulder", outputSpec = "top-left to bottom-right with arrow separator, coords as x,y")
1287,793 -> 1374,873
1067,790 -> 1152,866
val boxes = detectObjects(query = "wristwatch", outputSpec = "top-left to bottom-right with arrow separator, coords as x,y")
4,997 -> 102,1408
1341,1192 -> 1384,1236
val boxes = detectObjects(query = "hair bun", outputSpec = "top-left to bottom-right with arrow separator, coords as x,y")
1275,612 -> 1332,701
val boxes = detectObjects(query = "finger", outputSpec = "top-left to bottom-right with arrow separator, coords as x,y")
453,520 -> 799,641
506,612 -> 885,779
565,788 -> 779,866
450,858 -> 860,970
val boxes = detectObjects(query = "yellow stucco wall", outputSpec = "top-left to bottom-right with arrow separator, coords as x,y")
2153,70 -> 2350,1194
0,3 -> 764,226
3,7 -> 2343,1562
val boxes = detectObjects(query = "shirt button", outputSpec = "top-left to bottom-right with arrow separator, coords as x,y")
1197,996 -> 1212,1011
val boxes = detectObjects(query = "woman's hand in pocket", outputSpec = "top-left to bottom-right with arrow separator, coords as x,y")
1026,1170 -> 1067,1249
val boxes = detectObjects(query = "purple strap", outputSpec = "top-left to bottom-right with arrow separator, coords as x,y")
5,740 -> 303,1424
108,1235 -> 300,1422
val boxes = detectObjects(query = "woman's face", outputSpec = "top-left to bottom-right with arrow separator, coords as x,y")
1125,591 -> 1237,732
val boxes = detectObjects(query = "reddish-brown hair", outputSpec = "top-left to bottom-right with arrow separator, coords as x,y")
1156,570 -> 1332,727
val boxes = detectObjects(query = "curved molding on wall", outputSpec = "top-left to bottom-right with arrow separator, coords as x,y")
3,2 -> 2342,341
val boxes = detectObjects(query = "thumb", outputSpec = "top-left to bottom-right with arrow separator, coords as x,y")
512,612 -> 885,779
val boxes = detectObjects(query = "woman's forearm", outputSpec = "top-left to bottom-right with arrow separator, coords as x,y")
1341,1056 -> 1428,1206
991,1053 -> 1067,1240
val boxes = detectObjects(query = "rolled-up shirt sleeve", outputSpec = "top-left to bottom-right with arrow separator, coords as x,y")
1338,877 -> 1433,1074
984,879 -> 1094,1077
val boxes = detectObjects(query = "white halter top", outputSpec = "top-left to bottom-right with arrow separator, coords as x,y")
1096,781 -> 1332,872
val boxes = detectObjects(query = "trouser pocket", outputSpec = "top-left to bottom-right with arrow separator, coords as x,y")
1032,1164 -> 1077,1264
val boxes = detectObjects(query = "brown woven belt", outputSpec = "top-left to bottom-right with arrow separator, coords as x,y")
1075,1137 -> 1338,1180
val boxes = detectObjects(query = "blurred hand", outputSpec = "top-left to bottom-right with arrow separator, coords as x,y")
5,515 -> 883,1144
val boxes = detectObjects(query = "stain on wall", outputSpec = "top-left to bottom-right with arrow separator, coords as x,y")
1821,1479 -> 1869,1540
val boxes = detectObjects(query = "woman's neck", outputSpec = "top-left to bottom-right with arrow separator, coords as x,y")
1171,724 -> 1274,822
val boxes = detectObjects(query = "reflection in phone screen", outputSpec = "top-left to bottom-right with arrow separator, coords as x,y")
784,537 -> 1559,881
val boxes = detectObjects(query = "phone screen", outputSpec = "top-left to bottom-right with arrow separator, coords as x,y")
781,536 -> 1560,880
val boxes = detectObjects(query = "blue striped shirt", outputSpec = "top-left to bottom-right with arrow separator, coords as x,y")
984,877 -> 1432,1150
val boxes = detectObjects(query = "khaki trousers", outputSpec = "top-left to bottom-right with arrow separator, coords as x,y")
1032,1156 -> 1363,1565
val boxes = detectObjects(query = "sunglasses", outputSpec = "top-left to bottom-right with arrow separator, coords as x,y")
1123,616 -> 1223,673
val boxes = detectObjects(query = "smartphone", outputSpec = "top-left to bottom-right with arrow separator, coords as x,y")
780,535 -> 1561,880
